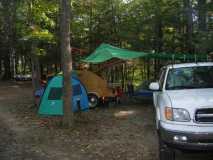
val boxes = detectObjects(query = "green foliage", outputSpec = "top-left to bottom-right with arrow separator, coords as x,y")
0,0 -> 212,78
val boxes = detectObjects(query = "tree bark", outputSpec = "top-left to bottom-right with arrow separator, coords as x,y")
0,58 -> 2,76
154,0 -> 163,79
198,0 -> 207,53
27,0 -> 41,104
3,54 -> 11,80
1,0 -> 16,80
198,0 -> 207,32
22,56 -> 25,74
60,0 -> 73,127
40,64 -> 44,77
31,42 -> 41,98
184,0 -> 193,53
154,17 -> 163,53
55,63 -> 58,73
88,0 -> 93,52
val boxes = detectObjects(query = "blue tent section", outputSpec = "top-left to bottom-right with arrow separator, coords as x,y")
38,75 -> 89,116
134,89 -> 153,97
133,81 -> 153,98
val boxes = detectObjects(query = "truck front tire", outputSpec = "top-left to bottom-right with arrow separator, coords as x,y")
159,136 -> 175,160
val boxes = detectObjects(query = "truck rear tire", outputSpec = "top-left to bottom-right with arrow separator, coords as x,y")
159,136 -> 175,160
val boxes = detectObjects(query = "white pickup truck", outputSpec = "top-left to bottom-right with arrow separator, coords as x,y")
149,62 -> 213,160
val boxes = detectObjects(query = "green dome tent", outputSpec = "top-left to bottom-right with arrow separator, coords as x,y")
39,75 -> 89,116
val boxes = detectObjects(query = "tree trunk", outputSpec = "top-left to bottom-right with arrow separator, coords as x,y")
55,63 -> 58,73
147,59 -> 150,80
10,0 -> 16,79
1,0 -> 16,80
15,55 -> 18,75
184,0 -> 193,53
154,1 -> 163,79
22,56 -> 26,74
40,64 -> 44,77
198,0 -> 207,32
0,58 -> 2,76
31,43 -> 41,103
60,0 -> 73,127
198,0 -> 207,53
121,64 -> 125,91
3,54 -> 11,80
31,56 -> 41,90
88,0 -> 93,52
155,18 -> 163,53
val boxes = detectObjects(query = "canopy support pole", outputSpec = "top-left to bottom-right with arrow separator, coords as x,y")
194,54 -> 197,63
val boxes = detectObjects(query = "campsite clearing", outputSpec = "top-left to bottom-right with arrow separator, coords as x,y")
0,81 -> 213,160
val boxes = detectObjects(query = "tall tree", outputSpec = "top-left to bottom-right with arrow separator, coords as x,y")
197,0 -> 207,53
198,0 -> 207,31
28,0 -> 41,96
1,0 -> 16,80
27,0 -> 42,101
184,0 -> 193,53
60,0 -> 73,127
154,0 -> 163,52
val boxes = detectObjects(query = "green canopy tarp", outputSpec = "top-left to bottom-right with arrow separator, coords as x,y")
83,43 -> 208,64
147,52 -> 208,61
83,43 -> 148,63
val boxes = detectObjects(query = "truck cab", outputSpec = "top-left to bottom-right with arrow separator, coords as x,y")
149,62 -> 213,160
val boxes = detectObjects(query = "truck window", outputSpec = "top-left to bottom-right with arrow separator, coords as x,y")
166,66 -> 213,90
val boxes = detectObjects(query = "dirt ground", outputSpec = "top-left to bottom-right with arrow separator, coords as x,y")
0,81 -> 213,160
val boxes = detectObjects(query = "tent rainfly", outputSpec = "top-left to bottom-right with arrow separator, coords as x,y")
83,43 -> 209,64
83,43 -> 148,63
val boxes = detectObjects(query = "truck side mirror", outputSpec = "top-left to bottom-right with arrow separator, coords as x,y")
149,82 -> 160,91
